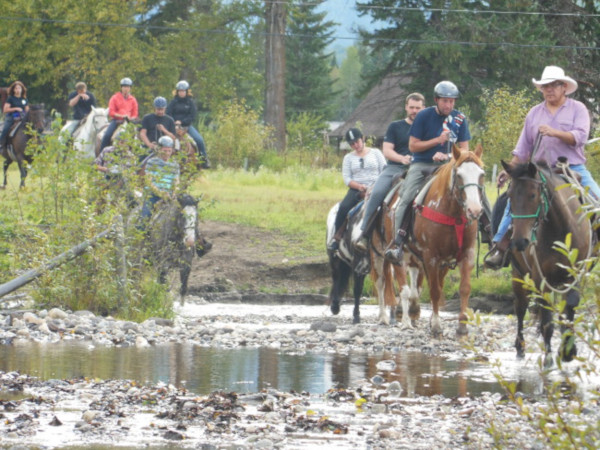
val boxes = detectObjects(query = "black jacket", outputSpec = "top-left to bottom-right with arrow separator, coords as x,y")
166,96 -> 197,127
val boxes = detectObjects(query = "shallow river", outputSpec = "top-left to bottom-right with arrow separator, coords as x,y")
0,340 -> 541,397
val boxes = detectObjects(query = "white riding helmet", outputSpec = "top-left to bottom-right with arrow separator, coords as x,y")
120,77 -> 133,87
158,136 -> 174,148
176,80 -> 190,90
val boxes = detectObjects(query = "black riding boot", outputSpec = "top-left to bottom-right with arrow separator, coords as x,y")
384,229 -> 406,264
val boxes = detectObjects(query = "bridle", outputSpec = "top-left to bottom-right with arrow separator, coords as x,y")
509,171 -> 550,243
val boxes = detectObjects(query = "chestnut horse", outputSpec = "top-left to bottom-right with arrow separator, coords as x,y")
501,160 -> 594,365
1,104 -> 46,188
393,145 -> 485,337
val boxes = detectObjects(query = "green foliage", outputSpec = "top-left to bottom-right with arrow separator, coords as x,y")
479,87 -> 538,175
205,98 -> 274,169
356,0 -> 585,122
285,0 -> 337,119
331,46 -> 364,120
1,123 -> 179,321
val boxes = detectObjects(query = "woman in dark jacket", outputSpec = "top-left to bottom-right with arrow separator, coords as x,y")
166,80 -> 209,168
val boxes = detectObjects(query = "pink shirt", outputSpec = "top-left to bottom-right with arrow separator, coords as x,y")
512,98 -> 590,166
108,92 -> 138,120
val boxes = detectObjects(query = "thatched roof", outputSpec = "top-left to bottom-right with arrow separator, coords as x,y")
330,73 -> 410,147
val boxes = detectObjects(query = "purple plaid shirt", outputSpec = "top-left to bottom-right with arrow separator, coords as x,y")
512,98 -> 590,166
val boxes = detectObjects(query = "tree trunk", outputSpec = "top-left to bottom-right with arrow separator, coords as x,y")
264,0 -> 286,152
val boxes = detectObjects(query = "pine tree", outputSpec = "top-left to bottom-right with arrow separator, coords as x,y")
285,0 -> 338,119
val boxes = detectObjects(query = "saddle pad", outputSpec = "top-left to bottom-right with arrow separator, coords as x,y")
414,175 -> 437,207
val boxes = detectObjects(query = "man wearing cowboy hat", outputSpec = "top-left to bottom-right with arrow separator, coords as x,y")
485,65 -> 600,269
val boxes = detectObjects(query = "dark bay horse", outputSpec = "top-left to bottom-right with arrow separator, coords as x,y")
2,104 -> 46,188
394,144 -> 485,337
149,194 -> 198,305
501,160 -> 594,365
327,201 -> 371,324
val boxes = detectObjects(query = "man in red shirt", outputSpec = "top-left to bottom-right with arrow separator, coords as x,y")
100,77 -> 139,152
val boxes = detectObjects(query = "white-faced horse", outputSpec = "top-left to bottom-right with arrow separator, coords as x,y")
61,106 -> 109,158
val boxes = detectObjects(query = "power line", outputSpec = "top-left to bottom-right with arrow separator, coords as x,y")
1,14 -> 599,51
264,0 -> 600,18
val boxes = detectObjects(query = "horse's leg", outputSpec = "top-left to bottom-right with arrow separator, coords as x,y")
2,159 -> 10,188
179,251 -> 193,306
559,288 -> 579,362
352,273 -> 365,324
407,265 -> 422,326
329,255 -> 350,316
427,265 -> 444,338
513,278 -> 530,358
392,263 -> 412,329
371,254 -> 390,325
539,295 -> 554,368
456,257 -> 474,337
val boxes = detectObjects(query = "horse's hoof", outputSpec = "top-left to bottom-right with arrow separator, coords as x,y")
330,303 -> 340,315
431,329 -> 443,339
353,316 -> 360,325
411,319 -> 418,328
456,323 -> 469,338
543,353 -> 554,369
400,320 -> 413,330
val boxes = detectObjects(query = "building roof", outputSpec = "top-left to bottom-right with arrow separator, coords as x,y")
330,73 -> 410,144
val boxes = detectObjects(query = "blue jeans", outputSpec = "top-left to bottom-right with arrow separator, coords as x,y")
187,126 -> 207,159
141,194 -> 161,221
493,164 -> 600,243
0,115 -> 15,145
100,120 -> 119,152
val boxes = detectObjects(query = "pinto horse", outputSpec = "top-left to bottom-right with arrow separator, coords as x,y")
148,194 -> 198,305
1,104 -> 46,188
369,184 -> 424,328
501,160 -> 594,365
397,144 -> 485,337
61,106 -> 109,158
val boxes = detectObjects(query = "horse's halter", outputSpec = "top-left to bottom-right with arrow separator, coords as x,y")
509,171 -> 550,243
451,162 -> 485,219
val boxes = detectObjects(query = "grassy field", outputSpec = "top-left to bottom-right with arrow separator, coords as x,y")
188,166 -> 515,299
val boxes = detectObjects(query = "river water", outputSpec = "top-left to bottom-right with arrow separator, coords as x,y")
0,340 -> 541,397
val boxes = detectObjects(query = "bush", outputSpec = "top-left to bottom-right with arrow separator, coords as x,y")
205,98 -> 274,169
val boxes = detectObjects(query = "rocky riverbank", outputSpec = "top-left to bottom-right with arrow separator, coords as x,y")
1,298 -> 592,449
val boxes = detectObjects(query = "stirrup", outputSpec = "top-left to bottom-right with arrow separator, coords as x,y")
483,246 -> 506,270
353,236 -> 368,252
384,246 -> 403,264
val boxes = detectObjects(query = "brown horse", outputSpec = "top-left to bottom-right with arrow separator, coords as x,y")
389,145 -> 485,337
501,160 -> 594,365
1,104 -> 46,188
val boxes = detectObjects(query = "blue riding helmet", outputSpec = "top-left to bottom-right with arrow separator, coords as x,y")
158,136 -> 174,148
176,80 -> 190,91
153,96 -> 167,108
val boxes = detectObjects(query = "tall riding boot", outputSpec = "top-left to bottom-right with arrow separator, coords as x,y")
384,229 -> 406,264
484,234 -> 510,269
479,211 -> 493,246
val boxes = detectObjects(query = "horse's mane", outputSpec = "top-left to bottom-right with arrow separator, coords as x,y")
434,148 -> 484,189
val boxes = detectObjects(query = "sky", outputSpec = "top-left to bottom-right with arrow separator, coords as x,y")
316,0 -> 387,59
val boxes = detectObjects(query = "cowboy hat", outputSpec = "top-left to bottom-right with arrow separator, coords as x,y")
532,66 -> 578,95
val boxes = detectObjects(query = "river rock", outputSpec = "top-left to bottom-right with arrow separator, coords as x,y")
22,312 -> 43,325
48,308 -> 68,320
309,321 -> 337,333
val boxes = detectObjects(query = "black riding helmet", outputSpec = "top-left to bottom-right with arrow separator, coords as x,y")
345,128 -> 363,144
433,81 -> 460,99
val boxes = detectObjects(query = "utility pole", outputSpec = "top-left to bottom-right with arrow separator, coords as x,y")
264,0 -> 286,152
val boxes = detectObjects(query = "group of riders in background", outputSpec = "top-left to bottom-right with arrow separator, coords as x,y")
0,77 -> 213,256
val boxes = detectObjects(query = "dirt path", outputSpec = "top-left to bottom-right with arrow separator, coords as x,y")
188,220 -> 331,296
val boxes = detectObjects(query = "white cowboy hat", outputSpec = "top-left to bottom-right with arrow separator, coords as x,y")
532,65 -> 578,95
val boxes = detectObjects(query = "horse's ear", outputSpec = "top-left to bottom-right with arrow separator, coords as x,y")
473,143 -> 483,158
501,159 -> 513,175
452,144 -> 461,160
527,161 -> 537,178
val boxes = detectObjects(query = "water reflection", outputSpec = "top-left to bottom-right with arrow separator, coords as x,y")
0,341 -> 540,396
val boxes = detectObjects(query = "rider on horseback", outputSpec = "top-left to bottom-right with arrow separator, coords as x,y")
352,92 -> 425,252
140,96 -> 177,152
100,77 -> 138,153
0,81 -> 29,151
64,82 -> 96,137
384,81 -> 481,264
